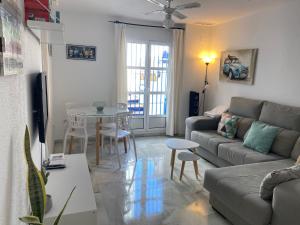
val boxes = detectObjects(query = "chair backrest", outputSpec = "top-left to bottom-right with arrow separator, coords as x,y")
114,111 -> 133,131
66,113 -> 87,129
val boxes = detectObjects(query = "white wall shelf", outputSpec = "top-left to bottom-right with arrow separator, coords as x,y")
27,20 -> 65,45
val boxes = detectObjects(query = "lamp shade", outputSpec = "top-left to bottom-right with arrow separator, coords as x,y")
201,52 -> 217,64
202,56 -> 214,64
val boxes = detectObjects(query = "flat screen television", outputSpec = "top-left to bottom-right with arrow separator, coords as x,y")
34,73 -> 48,143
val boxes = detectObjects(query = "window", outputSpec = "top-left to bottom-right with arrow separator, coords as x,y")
127,42 -> 170,131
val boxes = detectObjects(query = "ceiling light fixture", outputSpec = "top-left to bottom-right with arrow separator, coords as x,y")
163,14 -> 175,29
146,0 -> 201,29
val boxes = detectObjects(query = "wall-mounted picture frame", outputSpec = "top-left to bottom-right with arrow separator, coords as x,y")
66,44 -> 96,61
219,49 -> 258,85
0,3 -> 23,76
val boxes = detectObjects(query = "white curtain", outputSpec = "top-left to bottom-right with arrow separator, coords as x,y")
166,29 -> 184,136
115,24 -> 128,104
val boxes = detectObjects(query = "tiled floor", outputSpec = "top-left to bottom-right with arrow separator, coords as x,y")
55,136 -> 230,225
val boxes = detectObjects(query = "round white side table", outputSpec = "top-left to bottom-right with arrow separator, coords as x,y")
165,138 -> 199,179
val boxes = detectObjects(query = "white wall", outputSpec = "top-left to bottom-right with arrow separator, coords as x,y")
52,12 -> 116,140
178,25 -> 212,134
0,29 -> 42,225
52,13 -> 172,140
206,1 -> 300,109
126,23 -> 172,43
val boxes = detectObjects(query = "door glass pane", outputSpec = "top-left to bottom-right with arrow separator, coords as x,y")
128,93 -> 144,115
150,70 -> 167,92
150,45 -> 169,68
127,42 -> 147,116
127,43 -> 146,67
127,69 -> 145,93
149,94 -> 167,116
149,44 -> 169,117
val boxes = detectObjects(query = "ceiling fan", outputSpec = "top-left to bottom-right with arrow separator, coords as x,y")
146,0 -> 201,29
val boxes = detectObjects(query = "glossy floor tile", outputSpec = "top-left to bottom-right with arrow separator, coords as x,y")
55,136 -> 230,225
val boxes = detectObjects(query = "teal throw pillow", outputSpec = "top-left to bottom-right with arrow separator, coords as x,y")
243,121 -> 279,154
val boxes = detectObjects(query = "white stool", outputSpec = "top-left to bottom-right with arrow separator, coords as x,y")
177,152 -> 201,181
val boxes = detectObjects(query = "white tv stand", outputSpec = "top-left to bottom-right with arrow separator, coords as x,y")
44,154 -> 97,225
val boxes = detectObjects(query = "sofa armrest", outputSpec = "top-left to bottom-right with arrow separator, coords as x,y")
185,116 -> 220,140
271,179 -> 300,225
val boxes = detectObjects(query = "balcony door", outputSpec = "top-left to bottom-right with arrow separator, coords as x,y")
127,42 -> 170,133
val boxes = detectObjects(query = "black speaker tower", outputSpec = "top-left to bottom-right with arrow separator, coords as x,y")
189,91 -> 199,117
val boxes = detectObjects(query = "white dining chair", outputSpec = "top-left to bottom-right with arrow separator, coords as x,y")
101,103 -> 128,129
100,103 -> 130,151
64,102 -> 97,148
63,113 -> 96,154
64,102 -> 95,130
100,111 -> 137,168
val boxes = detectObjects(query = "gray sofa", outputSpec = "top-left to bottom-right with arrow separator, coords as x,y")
185,97 -> 300,225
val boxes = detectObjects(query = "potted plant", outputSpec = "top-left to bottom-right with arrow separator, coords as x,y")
19,126 -> 75,225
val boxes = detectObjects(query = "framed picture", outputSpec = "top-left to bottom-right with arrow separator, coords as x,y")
219,49 -> 258,85
66,44 -> 96,61
0,4 -> 23,76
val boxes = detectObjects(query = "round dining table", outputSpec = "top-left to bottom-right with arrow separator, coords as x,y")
67,106 -> 129,165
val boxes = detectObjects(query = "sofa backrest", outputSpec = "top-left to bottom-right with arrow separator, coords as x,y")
258,101 -> 300,158
229,97 -> 300,158
236,117 -> 255,140
229,97 -> 264,119
271,128 -> 300,158
291,137 -> 300,160
259,101 -> 300,132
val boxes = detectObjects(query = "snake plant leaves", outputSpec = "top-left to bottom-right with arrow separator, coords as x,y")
24,126 -> 47,223
41,167 -> 50,185
53,186 -> 76,225
21,127 -> 75,225
19,216 -> 43,225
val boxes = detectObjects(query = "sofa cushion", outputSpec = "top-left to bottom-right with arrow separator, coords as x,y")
291,137 -> 300,160
259,165 -> 300,200
243,121 -> 280,154
218,142 -> 284,165
259,101 -> 300,132
229,97 -> 264,119
271,129 -> 300,157
217,113 -> 239,139
204,159 -> 295,225
191,131 -> 239,155
236,117 -> 255,139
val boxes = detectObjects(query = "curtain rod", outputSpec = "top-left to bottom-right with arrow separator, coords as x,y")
108,20 -> 185,30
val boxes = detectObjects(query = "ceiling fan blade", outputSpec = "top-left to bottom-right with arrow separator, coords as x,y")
145,10 -> 165,15
175,2 -> 201,10
146,0 -> 166,8
173,10 -> 187,20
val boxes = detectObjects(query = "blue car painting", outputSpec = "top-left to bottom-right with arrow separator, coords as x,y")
223,55 -> 249,80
